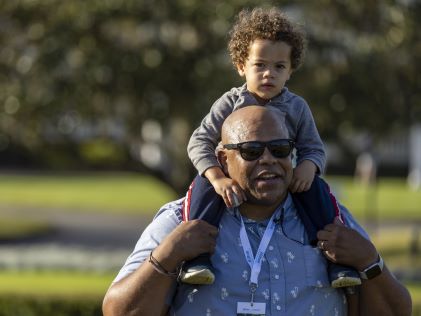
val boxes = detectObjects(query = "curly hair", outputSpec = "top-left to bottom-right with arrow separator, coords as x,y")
228,7 -> 307,70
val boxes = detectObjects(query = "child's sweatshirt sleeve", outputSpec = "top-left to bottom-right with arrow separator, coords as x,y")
294,99 -> 326,174
187,92 -> 236,176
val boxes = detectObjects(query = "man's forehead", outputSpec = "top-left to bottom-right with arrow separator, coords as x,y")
222,106 -> 288,143
225,120 -> 286,143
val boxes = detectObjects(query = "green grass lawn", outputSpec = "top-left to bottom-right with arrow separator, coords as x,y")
0,172 -> 177,215
0,270 -> 419,311
326,176 -> 421,221
0,173 -> 419,219
0,217 -> 52,240
0,172 -> 419,309
0,270 -> 113,299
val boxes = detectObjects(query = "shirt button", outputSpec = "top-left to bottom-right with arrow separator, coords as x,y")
269,246 -> 274,251
277,305 -> 281,310
274,274 -> 280,279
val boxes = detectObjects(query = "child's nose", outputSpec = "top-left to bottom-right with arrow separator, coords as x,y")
263,67 -> 274,78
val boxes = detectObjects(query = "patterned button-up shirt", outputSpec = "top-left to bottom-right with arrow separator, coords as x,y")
114,194 -> 368,315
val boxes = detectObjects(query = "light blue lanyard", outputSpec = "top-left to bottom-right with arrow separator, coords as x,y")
239,207 -> 281,303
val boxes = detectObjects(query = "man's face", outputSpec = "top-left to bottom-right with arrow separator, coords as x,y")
237,39 -> 293,104
221,121 -> 293,208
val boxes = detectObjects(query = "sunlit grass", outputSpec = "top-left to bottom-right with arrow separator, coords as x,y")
0,217 -> 52,239
326,176 -> 421,221
0,172 -> 177,215
407,283 -> 421,305
0,174 -> 419,219
0,270 -> 113,299
0,173 -> 419,219
0,174 -> 419,309
370,227 -> 421,273
0,269 -> 419,310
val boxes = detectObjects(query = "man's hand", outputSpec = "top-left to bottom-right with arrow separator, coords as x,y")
318,218 -> 412,316
152,220 -> 219,271
289,160 -> 317,193
103,220 -> 218,316
316,217 -> 378,271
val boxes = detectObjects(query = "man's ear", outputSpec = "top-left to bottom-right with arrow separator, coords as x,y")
217,150 -> 229,176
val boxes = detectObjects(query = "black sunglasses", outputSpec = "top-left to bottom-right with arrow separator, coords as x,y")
223,139 -> 294,161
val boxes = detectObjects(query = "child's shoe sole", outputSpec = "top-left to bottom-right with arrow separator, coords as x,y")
179,266 -> 215,285
331,276 -> 362,288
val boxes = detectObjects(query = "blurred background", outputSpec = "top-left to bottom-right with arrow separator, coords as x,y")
0,0 -> 420,315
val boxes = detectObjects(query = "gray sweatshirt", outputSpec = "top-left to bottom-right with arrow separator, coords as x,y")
188,84 -> 326,176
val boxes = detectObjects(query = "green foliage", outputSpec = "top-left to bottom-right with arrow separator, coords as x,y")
79,139 -> 128,168
0,0 -> 420,188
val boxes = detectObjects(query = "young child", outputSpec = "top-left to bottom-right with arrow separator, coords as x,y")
181,7 -> 361,289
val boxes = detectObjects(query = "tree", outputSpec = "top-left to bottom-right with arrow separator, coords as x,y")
0,0 -> 419,190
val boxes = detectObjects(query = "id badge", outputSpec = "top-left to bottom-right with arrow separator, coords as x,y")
237,302 -> 266,315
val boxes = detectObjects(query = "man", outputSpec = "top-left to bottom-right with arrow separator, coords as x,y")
103,106 -> 412,315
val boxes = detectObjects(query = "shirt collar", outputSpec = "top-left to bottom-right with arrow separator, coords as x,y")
228,193 -> 293,224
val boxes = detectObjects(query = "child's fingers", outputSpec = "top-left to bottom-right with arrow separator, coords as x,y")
289,178 -> 299,193
232,193 -> 240,207
298,181 -> 308,192
233,184 -> 247,202
222,192 -> 232,208
291,178 -> 312,193
232,186 -> 245,206
241,190 -> 247,202
294,183 -> 304,192
227,190 -> 240,207
225,190 -> 235,208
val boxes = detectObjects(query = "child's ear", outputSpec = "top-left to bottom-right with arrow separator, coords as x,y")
236,63 -> 245,77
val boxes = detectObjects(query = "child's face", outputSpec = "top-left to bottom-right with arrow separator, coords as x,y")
237,39 -> 293,104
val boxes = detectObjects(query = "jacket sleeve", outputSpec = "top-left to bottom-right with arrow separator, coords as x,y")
187,92 -> 236,175
294,98 -> 326,174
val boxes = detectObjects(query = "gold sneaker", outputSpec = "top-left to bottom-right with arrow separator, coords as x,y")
331,275 -> 362,288
179,266 -> 215,285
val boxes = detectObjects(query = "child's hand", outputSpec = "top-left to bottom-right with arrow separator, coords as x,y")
289,160 -> 317,193
212,177 -> 247,208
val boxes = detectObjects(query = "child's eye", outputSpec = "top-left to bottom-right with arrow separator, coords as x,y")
255,63 -> 264,67
276,64 -> 286,69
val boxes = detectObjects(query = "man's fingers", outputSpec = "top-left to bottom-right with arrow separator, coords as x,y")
317,230 -> 330,240
322,223 -> 337,232
206,228 -> 219,239
317,240 -> 328,250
